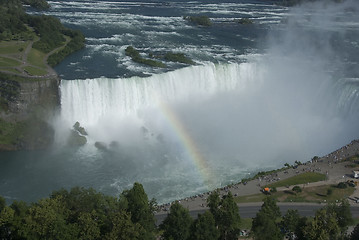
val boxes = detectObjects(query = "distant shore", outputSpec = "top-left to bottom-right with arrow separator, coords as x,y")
157,139 -> 359,214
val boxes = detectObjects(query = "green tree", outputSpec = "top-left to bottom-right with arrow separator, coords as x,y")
160,201 -> 193,240
8,200 -> 30,239
292,186 -> 302,193
218,192 -> 241,240
303,208 -> 340,240
121,182 -> 156,240
2,186 -> 160,239
0,206 -> 15,239
105,211 -> 141,240
252,211 -> 283,240
125,46 -> 166,68
184,16 -> 212,26
294,216 -> 308,240
326,200 -> 353,236
164,53 -> 195,65
21,0 -> 50,10
251,197 -> 283,240
335,200 -> 353,232
281,209 -> 302,240
259,197 -> 281,218
22,196 -> 78,240
51,186 -> 119,236
207,190 -> 221,223
77,211 -> 101,240
189,211 -> 219,240
0,196 -> 5,213
28,14 -> 65,53
207,191 -> 241,240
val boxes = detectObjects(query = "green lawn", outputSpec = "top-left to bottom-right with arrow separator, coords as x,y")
266,172 -> 327,188
296,184 -> 355,203
235,183 -> 354,204
27,48 -> 47,69
0,41 -> 28,55
0,56 -> 21,67
24,66 -> 48,76
1,68 -> 22,74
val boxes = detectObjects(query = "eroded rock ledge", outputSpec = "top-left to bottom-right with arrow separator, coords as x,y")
0,74 -> 60,150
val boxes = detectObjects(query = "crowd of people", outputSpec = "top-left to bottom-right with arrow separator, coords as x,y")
157,140 -> 359,213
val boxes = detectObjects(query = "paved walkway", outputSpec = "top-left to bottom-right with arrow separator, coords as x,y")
0,36 -> 70,78
157,140 -> 359,213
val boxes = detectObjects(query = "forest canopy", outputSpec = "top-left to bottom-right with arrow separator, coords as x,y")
0,0 -> 85,65
1,186 -> 357,240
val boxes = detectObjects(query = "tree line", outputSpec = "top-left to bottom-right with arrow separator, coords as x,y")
1,183 -> 359,240
0,183 -> 156,239
0,0 -> 85,65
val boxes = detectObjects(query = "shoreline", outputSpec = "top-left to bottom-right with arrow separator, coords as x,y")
157,139 -> 359,214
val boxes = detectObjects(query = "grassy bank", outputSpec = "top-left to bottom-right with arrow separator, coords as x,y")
235,183 -> 354,204
266,172 -> 327,188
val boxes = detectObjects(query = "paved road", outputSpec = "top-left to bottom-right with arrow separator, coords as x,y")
155,204 -> 359,225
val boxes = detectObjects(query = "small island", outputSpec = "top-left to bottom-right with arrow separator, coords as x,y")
125,46 -> 195,68
125,46 -> 167,68
183,15 -> 212,27
236,18 -> 254,25
164,52 -> 195,65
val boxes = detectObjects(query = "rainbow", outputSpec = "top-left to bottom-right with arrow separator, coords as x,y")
158,99 -> 216,189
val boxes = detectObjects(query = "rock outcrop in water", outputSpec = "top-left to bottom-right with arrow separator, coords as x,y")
67,122 -> 87,146
95,141 -> 107,150
73,121 -> 88,136
67,130 -> 87,146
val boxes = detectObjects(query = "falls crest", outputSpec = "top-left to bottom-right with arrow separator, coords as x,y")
60,62 -> 260,126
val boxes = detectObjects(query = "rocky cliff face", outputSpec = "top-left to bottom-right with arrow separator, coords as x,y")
0,75 -> 60,151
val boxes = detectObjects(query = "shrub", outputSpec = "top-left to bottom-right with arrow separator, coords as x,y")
292,186 -> 302,193
236,18 -> 253,24
184,16 -> 212,26
47,30 -> 85,66
164,52 -> 195,65
327,188 -> 333,196
337,182 -> 347,189
125,46 -> 166,68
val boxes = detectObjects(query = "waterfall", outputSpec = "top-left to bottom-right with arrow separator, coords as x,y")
335,78 -> 359,115
60,62 -> 261,127
60,61 -> 359,128
59,60 -> 359,156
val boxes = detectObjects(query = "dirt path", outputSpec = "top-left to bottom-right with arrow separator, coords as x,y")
0,37 -> 71,78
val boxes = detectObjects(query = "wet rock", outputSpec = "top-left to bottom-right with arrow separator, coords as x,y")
95,141 -> 107,150
109,141 -> 120,149
67,130 -> 87,146
73,121 -> 87,135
